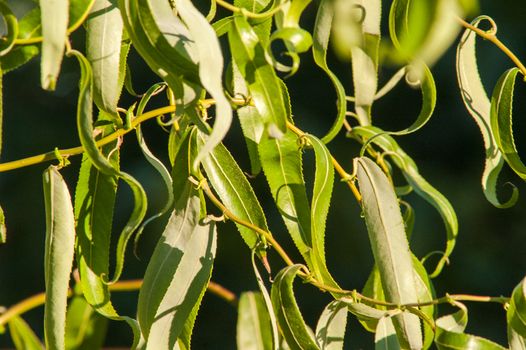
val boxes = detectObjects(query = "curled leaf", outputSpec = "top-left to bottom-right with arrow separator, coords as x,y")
0,3 -> 18,57
237,292 -> 274,350
508,276 -> 526,338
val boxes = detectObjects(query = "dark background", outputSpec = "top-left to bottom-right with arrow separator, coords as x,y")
1,0 -> 526,348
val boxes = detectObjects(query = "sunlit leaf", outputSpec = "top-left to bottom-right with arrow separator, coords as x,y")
315,300 -> 347,350
351,126 -> 458,277
198,132 -> 269,258
490,68 -> 526,181
0,3 -> 18,57
435,302 -> 506,350
375,317 -> 401,350
8,316 -> 44,350
509,326 -> 526,350
355,157 -> 422,349
508,277 -> 526,338
40,0 -> 69,90
138,130 -> 217,347
456,16 -> 517,208
237,292 -> 273,350
312,0 -> 346,143
0,204 -> 5,243
86,0 -> 124,114
65,295 -> 108,350
68,49 -> 147,285
43,165 -> 76,350
229,14 -> 287,138
271,264 -> 320,350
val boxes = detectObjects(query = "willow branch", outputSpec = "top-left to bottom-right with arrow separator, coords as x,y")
0,106 -> 176,173
457,16 -> 526,80
0,279 -> 238,327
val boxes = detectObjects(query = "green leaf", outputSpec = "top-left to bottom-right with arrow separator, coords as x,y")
315,300 -> 347,350
351,126 -> 458,277
86,0 -> 124,114
435,302 -> 507,350
237,292 -> 274,350
198,131 -> 269,257
8,316 -> 44,350
229,14 -> 288,138
0,66 -> 3,158
375,317 -> 401,350
509,326 -> 526,350
305,134 -> 339,288
43,166 -> 77,350
456,16 -> 517,208
40,0 -> 69,90
65,296 -> 108,350
312,0 -> 346,143
0,3 -> 18,57
355,157 -> 422,350
68,49 -> 147,285
490,67 -> 526,181
138,160 -> 217,346
271,264 -> 320,350
508,277 -> 526,338
258,130 -> 312,264
176,0 -> 233,167
0,204 -> 5,243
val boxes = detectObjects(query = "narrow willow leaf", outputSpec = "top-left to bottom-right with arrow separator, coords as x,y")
312,0 -> 346,143
0,3 -> 18,57
68,49 -> 147,284
0,204 -> 5,243
456,16 -> 516,208
43,166 -> 76,350
138,182 -> 217,347
352,126 -> 458,277
0,66 -> 2,159
237,292 -> 274,350
198,132 -> 269,257
8,317 -> 44,350
271,265 -> 320,350
305,134 -> 339,288
507,277 -> 526,337
86,0 -> 124,114
490,68 -> 526,180
65,296 -> 108,349
40,0 -> 69,90
375,317 -> 401,350
315,300 -> 347,350
259,129 -> 313,264
251,251 -> 280,350
435,302 -> 507,350
229,15 -> 287,137
355,157 -> 422,350
176,0 -> 233,167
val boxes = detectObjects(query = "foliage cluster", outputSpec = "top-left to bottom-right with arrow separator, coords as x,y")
0,0 -> 526,349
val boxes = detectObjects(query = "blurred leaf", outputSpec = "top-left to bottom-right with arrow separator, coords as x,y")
69,50 -> 147,285
375,317 -> 401,350
258,131 -> 312,267
43,166 -> 76,350
0,204 -> 5,243
0,3 -> 18,57
138,140 -> 217,347
435,302 -> 506,349
305,134 -> 339,288
315,300 -> 347,350
198,132 -> 269,258
509,326 -> 526,350
8,316 -> 44,350
40,0 -> 69,90
355,157 -> 422,349
271,265 -> 320,350
86,0 -> 124,115
456,16 -> 517,208
65,296 -> 108,350
237,292 -> 274,350
177,0 -> 233,167
312,0 -> 346,143
490,68 -> 526,180
229,14 -> 287,138
351,126 -> 458,277
0,67 -> 2,159
508,277 -> 526,337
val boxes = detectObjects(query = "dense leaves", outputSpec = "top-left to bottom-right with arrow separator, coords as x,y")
1,0 -> 526,349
